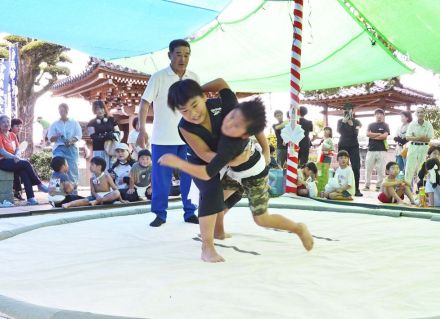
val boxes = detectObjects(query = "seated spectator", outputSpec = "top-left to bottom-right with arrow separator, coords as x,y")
62,156 -> 125,208
425,158 -> 440,207
48,156 -> 84,207
297,162 -> 318,197
417,146 -> 440,191
324,150 -> 355,200
378,161 -> 415,205
10,118 -> 24,200
127,117 -> 149,160
108,143 -> 137,201
128,149 -> 152,200
0,115 -> 48,205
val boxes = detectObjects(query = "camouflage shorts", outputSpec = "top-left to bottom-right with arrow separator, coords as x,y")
221,174 -> 269,216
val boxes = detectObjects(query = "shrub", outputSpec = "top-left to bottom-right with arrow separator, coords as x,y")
29,150 -> 52,181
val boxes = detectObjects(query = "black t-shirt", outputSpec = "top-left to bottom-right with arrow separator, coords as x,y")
367,121 -> 390,151
299,118 -> 313,149
178,89 -> 238,165
87,116 -> 118,150
337,118 -> 362,148
272,123 -> 287,150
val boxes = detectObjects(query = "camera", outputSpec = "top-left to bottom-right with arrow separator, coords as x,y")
343,110 -> 352,119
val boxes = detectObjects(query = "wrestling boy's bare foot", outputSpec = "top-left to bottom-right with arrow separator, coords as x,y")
298,223 -> 314,251
198,233 -> 232,240
214,232 -> 232,240
201,244 -> 225,263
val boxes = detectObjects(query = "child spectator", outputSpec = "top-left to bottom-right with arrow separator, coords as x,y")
378,161 -> 415,205
425,158 -> 440,207
417,145 -> 440,191
319,127 -> 335,164
62,156 -> 124,208
109,143 -> 136,201
48,156 -> 84,207
297,162 -> 318,197
128,149 -> 152,200
324,150 -> 355,200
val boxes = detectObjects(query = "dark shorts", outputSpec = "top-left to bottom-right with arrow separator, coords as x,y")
222,174 -> 269,216
53,195 -> 84,208
193,176 -> 225,217
194,173 -> 243,218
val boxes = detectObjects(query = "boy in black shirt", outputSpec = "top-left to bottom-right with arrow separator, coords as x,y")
161,79 -> 313,262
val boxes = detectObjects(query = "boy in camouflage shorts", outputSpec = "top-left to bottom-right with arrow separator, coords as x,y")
160,79 -> 313,263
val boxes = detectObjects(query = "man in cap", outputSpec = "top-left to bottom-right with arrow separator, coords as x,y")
337,103 -> 363,197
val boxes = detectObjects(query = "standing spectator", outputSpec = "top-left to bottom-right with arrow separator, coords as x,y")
10,118 -> 23,200
136,39 -> 198,227
319,126 -> 335,164
298,106 -> 313,166
394,110 -> 412,172
127,117 -> 149,160
337,103 -> 363,197
0,115 -> 48,205
47,103 -> 82,185
36,116 -> 50,145
272,110 -> 288,168
87,100 -> 120,170
405,107 -> 434,186
364,108 -> 390,192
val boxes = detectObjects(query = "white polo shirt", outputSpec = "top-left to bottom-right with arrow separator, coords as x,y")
141,65 -> 200,145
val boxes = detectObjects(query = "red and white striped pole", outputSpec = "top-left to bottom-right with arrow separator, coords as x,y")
285,0 -> 303,193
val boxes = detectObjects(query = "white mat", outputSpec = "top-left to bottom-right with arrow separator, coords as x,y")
0,206 -> 439,319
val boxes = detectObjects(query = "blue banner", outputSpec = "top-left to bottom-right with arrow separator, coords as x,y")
8,43 -> 18,118
0,44 -> 18,118
0,59 -> 10,116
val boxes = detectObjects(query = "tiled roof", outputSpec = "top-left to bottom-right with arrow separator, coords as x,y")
302,80 -> 434,102
52,57 -> 148,90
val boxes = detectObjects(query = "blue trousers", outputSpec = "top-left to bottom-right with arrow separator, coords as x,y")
151,144 -> 196,221
396,155 -> 406,172
53,145 -> 79,184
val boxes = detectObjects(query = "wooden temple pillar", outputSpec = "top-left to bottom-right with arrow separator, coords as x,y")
323,104 -> 329,126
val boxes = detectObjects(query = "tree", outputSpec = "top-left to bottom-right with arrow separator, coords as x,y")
424,105 -> 440,139
0,35 -> 71,156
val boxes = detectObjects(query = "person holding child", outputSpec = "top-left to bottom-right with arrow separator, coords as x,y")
160,78 -> 314,263
319,126 -> 334,164
62,156 -> 125,208
378,161 -> 415,205
324,150 -> 355,200
87,100 -> 120,170
417,146 -> 440,191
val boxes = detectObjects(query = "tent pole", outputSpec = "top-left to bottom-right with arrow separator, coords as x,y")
285,0 -> 303,193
